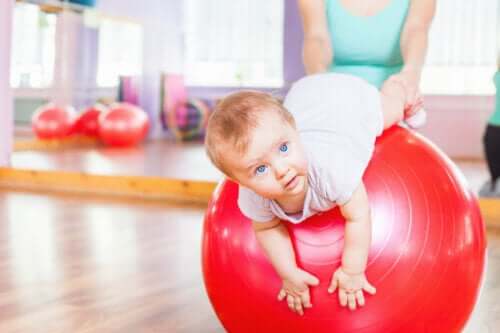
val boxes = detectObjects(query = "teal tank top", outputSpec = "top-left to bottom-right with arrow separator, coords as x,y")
490,71 -> 500,126
326,0 -> 410,88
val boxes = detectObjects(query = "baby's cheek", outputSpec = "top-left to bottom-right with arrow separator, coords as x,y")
293,142 -> 308,172
296,155 -> 308,173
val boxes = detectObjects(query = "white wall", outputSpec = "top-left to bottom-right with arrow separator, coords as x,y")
0,1 -> 13,166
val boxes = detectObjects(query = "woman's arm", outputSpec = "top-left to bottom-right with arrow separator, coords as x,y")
387,0 -> 436,111
297,0 -> 333,74
400,0 -> 436,75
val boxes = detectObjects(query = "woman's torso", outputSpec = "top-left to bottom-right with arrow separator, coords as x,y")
326,0 -> 411,87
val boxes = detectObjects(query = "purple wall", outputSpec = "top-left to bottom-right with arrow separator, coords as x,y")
283,0 -> 306,86
0,1 -> 13,166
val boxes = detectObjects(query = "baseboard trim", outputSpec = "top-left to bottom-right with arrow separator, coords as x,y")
0,167 -> 216,204
14,136 -> 100,152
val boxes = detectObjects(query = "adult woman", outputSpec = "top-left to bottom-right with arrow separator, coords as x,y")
297,0 -> 435,114
480,68 -> 500,197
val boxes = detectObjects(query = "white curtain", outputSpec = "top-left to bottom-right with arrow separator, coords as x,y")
422,0 -> 498,95
184,0 -> 284,87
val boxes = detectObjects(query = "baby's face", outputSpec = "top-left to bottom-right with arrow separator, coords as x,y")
225,111 -> 308,201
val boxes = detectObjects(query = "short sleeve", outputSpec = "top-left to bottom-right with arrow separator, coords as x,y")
325,165 -> 363,205
310,139 -> 366,206
237,186 -> 275,222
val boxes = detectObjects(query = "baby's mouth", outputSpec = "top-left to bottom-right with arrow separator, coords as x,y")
285,175 -> 298,189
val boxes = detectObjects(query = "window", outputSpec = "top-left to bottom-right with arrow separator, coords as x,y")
96,17 -> 143,87
10,3 -> 56,88
421,0 -> 498,95
184,0 -> 284,87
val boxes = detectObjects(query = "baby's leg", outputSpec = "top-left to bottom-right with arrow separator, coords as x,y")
379,78 -> 406,130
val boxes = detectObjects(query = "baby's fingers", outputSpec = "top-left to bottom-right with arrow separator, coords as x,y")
355,290 -> 365,307
347,293 -> 357,311
277,288 -> 286,301
300,290 -> 312,308
286,295 -> 296,313
363,281 -> 377,295
328,277 -> 338,294
294,296 -> 304,316
338,289 -> 348,307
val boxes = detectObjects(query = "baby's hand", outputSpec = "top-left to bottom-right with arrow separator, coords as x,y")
328,267 -> 376,311
278,268 -> 319,316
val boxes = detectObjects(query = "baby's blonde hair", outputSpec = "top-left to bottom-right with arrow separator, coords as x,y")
205,90 -> 295,176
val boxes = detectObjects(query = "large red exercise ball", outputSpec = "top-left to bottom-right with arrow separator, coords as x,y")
98,103 -> 149,147
71,104 -> 107,137
202,126 -> 486,333
32,103 -> 76,139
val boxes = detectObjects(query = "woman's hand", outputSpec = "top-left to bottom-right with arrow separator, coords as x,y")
386,69 -> 423,117
387,69 -> 421,112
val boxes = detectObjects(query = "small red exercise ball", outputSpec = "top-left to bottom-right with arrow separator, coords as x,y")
202,126 -> 486,333
32,103 -> 76,139
98,103 -> 149,147
72,104 -> 107,137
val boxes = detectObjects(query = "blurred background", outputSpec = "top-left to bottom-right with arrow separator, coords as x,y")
0,1 -> 498,332
2,0 -> 498,155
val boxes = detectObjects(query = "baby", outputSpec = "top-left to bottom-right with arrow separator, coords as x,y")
205,73 -> 423,315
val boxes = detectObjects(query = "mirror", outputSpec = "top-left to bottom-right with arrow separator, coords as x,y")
7,0 -> 499,199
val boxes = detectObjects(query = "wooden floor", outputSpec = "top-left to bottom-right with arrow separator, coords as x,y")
0,189 -> 498,332
11,139 -> 223,182
0,190 -> 223,332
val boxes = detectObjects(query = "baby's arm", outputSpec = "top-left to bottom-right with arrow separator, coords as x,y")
328,183 -> 376,310
253,218 -> 319,315
339,183 -> 372,275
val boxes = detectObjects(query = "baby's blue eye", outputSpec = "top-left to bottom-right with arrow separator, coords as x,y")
279,143 -> 288,153
255,165 -> 267,175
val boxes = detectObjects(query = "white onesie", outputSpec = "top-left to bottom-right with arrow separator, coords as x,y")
238,73 -> 384,223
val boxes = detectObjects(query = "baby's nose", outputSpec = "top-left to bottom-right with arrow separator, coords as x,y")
274,162 -> 289,179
